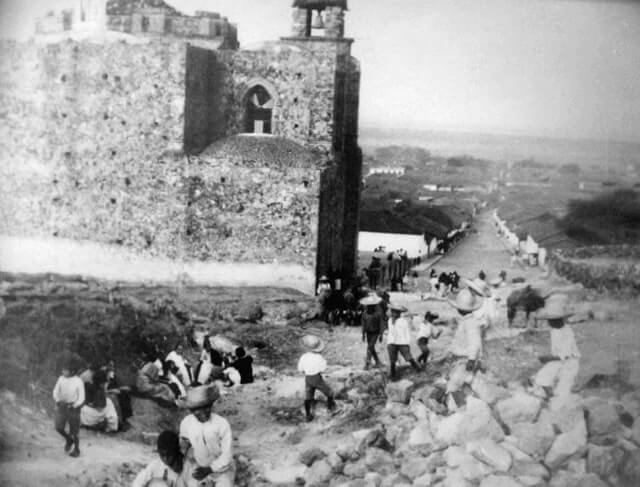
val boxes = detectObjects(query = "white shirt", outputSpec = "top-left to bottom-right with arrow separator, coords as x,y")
417,321 -> 440,340
550,326 -> 581,360
52,376 -> 85,408
387,316 -> 412,345
179,413 -> 233,474
459,314 -> 488,360
297,352 -> 327,376
132,458 -> 181,487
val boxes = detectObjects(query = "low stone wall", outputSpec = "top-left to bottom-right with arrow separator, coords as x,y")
550,245 -> 640,293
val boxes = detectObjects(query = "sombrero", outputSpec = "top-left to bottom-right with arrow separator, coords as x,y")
488,277 -> 503,287
178,384 -> 220,409
301,334 -> 325,353
447,288 -> 483,312
389,303 -> 408,313
536,294 -> 573,320
360,294 -> 382,306
463,278 -> 491,298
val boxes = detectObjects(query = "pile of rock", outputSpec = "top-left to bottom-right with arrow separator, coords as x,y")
295,372 -> 640,486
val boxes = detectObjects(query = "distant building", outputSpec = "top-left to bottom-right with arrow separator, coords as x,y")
368,166 -> 405,177
358,231 -> 428,259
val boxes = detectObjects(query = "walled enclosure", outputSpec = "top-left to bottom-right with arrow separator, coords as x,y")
0,7 -> 361,292
551,245 -> 640,294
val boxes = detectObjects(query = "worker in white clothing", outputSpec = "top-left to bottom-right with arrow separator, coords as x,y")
178,385 -> 235,487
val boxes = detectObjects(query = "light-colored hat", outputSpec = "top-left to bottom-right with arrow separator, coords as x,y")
301,334 -> 325,353
319,275 -> 330,282
488,277 -> 502,287
360,294 -> 382,306
389,303 -> 408,313
179,384 -> 220,409
463,278 -> 491,298
537,294 -> 573,320
447,288 -> 483,312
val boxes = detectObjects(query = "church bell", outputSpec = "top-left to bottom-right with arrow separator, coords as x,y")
312,9 -> 325,29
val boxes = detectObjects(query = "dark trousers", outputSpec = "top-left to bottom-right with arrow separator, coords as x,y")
305,374 -> 333,401
55,403 -> 80,440
387,344 -> 413,365
417,337 -> 430,364
365,332 -> 381,365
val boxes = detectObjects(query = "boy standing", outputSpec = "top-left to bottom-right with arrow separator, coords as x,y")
297,334 -> 336,422
52,353 -> 85,457
416,311 -> 442,365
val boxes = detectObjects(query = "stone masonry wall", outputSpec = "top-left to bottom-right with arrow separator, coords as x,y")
184,40 -> 340,156
0,39 -> 322,271
551,245 -> 640,294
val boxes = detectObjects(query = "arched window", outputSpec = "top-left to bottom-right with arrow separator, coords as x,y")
244,85 -> 274,134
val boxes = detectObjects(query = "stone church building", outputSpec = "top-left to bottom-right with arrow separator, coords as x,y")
0,0 -> 362,293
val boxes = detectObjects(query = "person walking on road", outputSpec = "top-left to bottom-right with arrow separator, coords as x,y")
386,304 -> 421,381
360,294 -> 385,370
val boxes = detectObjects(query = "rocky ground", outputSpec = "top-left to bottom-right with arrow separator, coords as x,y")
0,212 -> 639,486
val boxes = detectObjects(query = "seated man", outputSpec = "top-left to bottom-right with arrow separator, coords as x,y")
229,347 -> 254,384
136,353 -> 177,406
80,369 -> 119,433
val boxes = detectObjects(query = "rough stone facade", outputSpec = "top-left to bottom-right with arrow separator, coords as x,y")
551,245 -> 640,294
0,2 -> 361,291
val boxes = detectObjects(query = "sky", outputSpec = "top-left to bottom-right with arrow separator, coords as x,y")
2,0 -> 640,143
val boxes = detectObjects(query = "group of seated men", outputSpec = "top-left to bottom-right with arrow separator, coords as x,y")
135,337 -> 254,408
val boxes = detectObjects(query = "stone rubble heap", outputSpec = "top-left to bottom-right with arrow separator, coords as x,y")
294,370 -> 640,487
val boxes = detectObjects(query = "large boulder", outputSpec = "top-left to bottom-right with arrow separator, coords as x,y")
343,460 -> 368,478
548,471 -> 609,487
399,456 -> 429,480
495,392 -> 542,430
444,446 -> 494,481
586,444 -> 625,481
408,420 -> 434,451
509,420 -> 556,460
364,447 -> 396,476
470,373 -> 509,406
299,447 -> 328,467
583,397 -> 623,441
386,380 -> 415,404
435,396 -> 505,446
544,420 -> 588,470
509,461 -> 550,481
262,464 -> 307,485
467,439 -> 512,472
305,459 -> 333,486
478,475 -> 524,487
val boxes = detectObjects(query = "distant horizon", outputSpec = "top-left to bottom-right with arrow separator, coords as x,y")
359,124 -> 640,148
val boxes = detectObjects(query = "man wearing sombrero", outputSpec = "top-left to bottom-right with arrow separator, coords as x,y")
386,304 -> 421,380
178,385 -> 235,486
532,295 -> 581,402
297,335 -> 336,422
448,287 -> 488,372
360,294 -> 385,370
